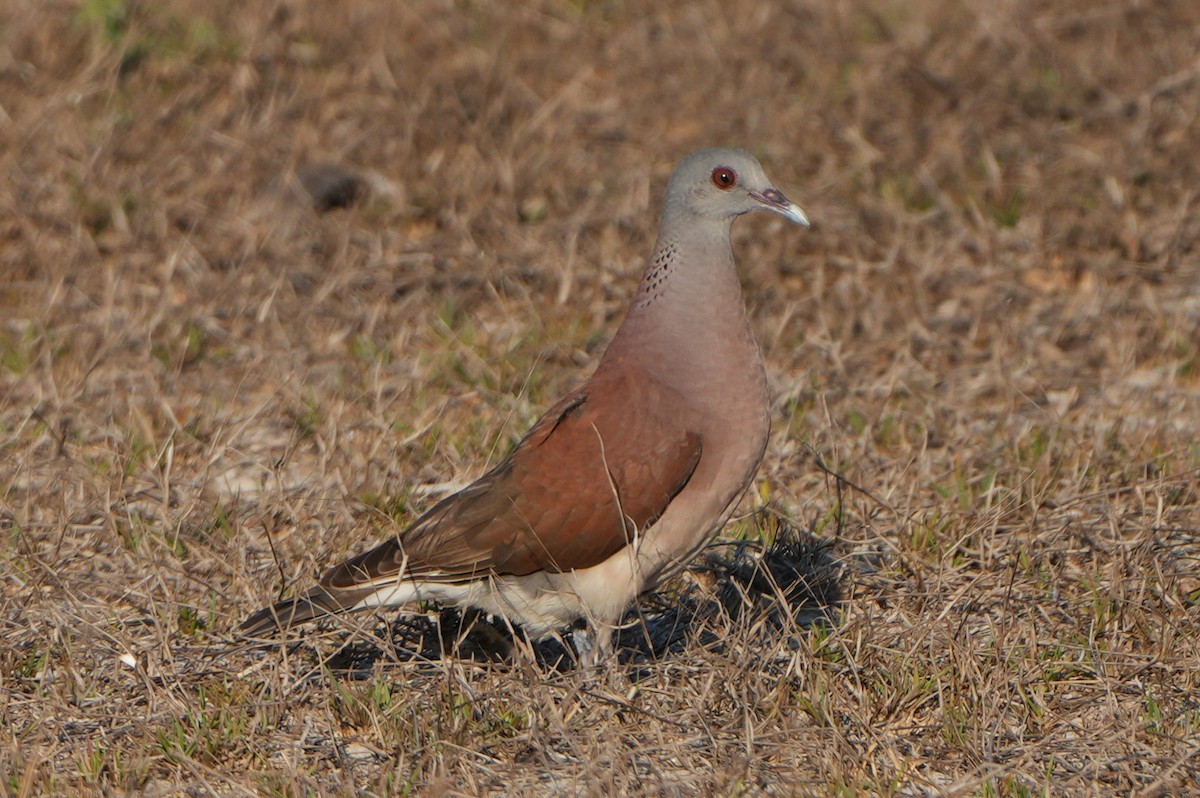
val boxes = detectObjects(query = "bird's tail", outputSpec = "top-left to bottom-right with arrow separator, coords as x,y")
239,585 -> 354,638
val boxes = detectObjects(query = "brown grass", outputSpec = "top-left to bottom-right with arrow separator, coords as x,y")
2,0 -> 1199,795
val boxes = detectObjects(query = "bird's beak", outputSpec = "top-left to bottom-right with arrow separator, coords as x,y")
750,188 -> 810,227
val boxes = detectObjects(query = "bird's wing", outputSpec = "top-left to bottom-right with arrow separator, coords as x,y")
323,367 -> 703,593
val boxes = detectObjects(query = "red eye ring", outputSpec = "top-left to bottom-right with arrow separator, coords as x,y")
711,167 -> 737,190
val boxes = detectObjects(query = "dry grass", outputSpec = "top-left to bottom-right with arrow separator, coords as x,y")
2,0 -> 1199,795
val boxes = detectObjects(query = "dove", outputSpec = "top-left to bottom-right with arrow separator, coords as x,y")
241,148 -> 809,664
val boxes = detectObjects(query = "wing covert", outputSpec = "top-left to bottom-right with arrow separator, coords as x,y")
324,368 -> 702,590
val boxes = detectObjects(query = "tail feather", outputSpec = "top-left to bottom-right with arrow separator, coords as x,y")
239,585 -> 363,638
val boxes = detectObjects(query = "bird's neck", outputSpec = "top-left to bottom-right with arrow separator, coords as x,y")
601,219 -> 764,391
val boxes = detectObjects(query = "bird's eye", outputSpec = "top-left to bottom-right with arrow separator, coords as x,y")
711,167 -> 737,190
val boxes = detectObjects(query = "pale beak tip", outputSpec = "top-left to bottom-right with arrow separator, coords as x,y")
784,202 -> 810,227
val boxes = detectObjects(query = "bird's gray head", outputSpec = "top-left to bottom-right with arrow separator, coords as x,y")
664,148 -> 809,228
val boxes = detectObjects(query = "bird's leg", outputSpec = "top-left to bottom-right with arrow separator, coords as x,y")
572,619 -> 615,668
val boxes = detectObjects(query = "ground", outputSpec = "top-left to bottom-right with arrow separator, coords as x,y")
2,1 -> 1199,795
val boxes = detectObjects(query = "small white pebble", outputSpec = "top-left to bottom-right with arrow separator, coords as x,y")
343,742 -> 377,761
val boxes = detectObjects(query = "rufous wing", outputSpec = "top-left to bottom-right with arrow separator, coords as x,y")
324,367 -> 703,593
